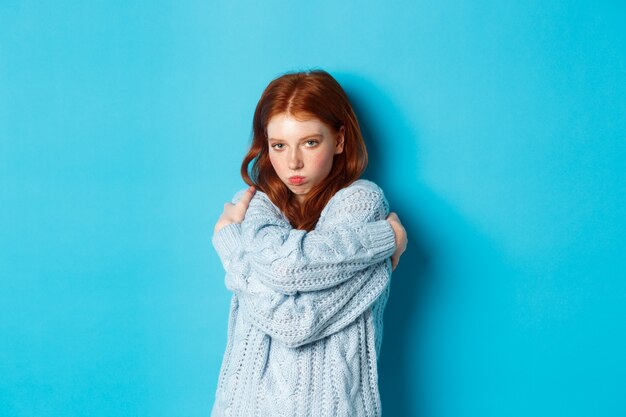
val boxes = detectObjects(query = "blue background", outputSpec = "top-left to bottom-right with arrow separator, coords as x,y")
1,1 -> 625,416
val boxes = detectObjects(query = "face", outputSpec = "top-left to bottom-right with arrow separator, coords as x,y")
267,113 -> 344,203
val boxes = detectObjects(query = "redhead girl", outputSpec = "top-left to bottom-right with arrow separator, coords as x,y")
211,69 -> 408,417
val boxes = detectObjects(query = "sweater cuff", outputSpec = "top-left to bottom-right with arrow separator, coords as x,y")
212,222 -> 242,263
362,220 -> 397,260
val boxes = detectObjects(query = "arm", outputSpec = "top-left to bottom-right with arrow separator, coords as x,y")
211,222 -> 250,293
212,221 -> 392,348
235,258 -> 391,348
239,183 -> 396,293
211,183 -> 395,348
212,183 -> 396,293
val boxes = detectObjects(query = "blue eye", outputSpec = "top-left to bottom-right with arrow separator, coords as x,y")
271,143 -> 284,150
305,140 -> 318,147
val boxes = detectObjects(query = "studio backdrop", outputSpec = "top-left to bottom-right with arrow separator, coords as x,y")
1,1 -> 625,416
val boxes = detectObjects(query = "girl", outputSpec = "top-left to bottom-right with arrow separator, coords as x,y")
211,69 -> 408,417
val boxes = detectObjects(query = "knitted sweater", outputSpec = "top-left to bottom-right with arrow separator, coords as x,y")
210,179 -> 397,417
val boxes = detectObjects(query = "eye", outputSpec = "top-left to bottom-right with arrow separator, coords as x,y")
305,140 -> 319,147
271,143 -> 284,150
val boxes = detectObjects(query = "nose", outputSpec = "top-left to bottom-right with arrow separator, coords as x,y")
288,148 -> 303,170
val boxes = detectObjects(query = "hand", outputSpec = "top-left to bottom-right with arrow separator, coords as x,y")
386,212 -> 407,271
214,186 -> 256,235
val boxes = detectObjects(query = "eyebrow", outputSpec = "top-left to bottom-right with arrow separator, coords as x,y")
268,133 -> 323,142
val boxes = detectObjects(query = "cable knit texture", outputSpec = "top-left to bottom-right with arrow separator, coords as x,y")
211,179 -> 396,417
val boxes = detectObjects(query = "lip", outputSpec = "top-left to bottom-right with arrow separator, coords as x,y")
288,176 -> 305,185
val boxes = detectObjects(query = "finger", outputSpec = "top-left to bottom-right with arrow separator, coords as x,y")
238,185 -> 256,207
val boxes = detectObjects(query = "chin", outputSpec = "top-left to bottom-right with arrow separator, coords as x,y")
288,187 -> 308,195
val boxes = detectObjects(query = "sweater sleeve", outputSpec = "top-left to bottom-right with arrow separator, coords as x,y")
211,183 -> 396,293
211,220 -> 393,348
210,182 -> 396,348
236,184 -> 396,293
234,257 -> 392,348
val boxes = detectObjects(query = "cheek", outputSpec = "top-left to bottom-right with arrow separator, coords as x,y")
309,152 -> 334,173
268,153 -> 282,171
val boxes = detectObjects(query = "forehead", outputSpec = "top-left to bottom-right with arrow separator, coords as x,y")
267,113 -> 331,140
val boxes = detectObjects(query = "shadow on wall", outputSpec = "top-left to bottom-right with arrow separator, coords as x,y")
339,72 -> 435,416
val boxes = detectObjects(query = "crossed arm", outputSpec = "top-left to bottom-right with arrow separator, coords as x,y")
211,183 -> 398,347
239,187 -> 396,292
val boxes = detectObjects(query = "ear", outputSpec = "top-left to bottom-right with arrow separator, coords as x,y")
335,126 -> 345,154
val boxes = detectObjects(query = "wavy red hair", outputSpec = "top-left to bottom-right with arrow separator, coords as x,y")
240,69 -> 368,231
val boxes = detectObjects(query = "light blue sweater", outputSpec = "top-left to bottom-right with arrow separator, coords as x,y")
211,179 -> 397,417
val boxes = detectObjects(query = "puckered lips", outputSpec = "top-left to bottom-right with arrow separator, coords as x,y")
288,176 -> 305,185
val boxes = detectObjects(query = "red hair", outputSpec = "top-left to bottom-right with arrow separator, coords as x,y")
240,69 -> 368,231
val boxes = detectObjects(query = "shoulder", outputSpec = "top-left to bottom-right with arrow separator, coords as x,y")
330,178 -> 388,206
230,187 -> 284,219
230,187 -> 272,206
320,179 -> 390,223
343,178 -> 386,197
